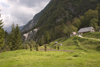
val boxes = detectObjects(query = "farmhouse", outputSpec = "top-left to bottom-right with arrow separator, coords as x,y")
78,27 -> 95,35
70,32 -> 77,37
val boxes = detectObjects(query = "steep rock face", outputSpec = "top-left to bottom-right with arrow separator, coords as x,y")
23,28 -> 39,41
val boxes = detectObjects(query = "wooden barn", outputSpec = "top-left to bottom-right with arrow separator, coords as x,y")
78,27 -> 95,35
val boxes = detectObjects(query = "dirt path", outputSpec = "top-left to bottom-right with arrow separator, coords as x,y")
39,49 -> 74,52
78,35 -> 100,41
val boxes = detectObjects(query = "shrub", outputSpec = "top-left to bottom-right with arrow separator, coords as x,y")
26,44 -> 29,50
18,44 -> 24,49
73,54 -> 79,57
2,48 -> 6,52
97,46 -> 100,51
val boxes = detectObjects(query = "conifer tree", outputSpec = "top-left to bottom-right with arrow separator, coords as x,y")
4,31 -> 10,51
9,24 -> 22,50
0,12 -> 5,51
44,31 -> 51,44
14,24 -> 22,50
6,33 -> 13,50
9,23 -> 16,50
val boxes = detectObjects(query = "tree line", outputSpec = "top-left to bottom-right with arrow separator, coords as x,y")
0,12 -> 22,52
5,24 -> 22,51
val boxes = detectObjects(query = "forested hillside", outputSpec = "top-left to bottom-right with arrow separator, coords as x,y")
22,0 -> 100,45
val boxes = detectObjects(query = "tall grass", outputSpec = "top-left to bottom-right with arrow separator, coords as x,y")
0,50 -> 100,67
0,36 -> 100,67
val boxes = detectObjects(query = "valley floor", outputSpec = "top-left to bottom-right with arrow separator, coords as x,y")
1,34 -> 100,67
0,49 -> 100,67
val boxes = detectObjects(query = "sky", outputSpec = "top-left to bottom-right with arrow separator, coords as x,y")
0,0 -> 50,31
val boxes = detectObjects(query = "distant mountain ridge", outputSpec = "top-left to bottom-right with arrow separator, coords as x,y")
19,26 -> 24,30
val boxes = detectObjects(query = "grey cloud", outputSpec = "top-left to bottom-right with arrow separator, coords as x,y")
2,0 -> 50,32
8,0 -> 50,25
8,0 -> 50,7
10,10 -> 33,26
19,0 -> 50,7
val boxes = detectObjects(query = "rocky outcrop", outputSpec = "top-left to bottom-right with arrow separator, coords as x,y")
23,28 -> 39,41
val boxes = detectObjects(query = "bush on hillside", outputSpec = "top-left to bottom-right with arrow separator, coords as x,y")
96,46 -> 100,51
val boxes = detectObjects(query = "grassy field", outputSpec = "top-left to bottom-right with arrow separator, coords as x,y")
0,36 -> 100,67
49,36 -> 100,51
0,49 -> 100,67
83,32 -> 100,39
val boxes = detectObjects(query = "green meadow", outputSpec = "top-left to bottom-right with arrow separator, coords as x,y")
0,49 -> 100,67
83,32 -> 100,39
0,35 -> 100,67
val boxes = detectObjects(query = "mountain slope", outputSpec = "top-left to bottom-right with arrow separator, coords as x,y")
22,0 -> 100,45
21,12 -> 42,32
50,36 -> 100,51
21,1 -> 52,33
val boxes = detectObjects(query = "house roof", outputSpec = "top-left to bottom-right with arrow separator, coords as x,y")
78,27 -> 94,33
